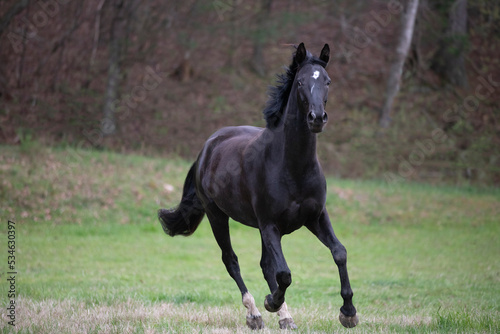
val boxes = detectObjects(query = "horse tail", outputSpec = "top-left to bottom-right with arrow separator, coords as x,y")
158,163 -> 205,237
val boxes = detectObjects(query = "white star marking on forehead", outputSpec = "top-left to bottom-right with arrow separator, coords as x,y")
312,71 -> 320,80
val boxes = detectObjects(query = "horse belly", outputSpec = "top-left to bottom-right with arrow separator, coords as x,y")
217,200 -> 259,228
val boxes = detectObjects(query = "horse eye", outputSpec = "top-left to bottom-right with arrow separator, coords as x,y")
298,81 -> 303,87
326,81 -> 331,86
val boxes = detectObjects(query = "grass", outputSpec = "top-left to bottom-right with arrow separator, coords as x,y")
0,144 -> 499,333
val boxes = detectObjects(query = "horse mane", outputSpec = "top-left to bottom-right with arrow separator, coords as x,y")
263,48 -> 328,129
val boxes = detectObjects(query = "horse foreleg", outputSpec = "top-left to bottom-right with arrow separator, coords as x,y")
260,224 -> 298,329
277,302 -> 297,329
306,210 -> 359,328
260,224 -> 290,312
260,235 -> 297,329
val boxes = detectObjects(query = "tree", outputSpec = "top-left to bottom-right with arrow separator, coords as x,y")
102,0 -> 127,136
250,0 -> 273,76
0,0 -> 29,100
379,0 -> 420,128
430,0 -> 468,88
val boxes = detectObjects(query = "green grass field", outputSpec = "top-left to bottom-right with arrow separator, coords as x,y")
1,144 -> 499,333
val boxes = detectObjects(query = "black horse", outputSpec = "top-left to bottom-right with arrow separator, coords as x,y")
158,43 -> 358,330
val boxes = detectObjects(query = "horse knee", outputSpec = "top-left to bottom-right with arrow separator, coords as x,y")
276,271 -> 292,289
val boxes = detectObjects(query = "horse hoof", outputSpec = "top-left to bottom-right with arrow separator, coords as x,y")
264,294 -> 282,313
246,315 -> 264,330
279,318 -> 297,330
339,312 -> 359,328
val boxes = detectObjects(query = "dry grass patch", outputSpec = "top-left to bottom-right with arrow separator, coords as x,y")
3,297 -> 250,334
0,297 -> 466,334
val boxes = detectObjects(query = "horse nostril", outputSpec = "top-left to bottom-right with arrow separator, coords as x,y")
307,111 -> 316,123
322,112 -> 328,123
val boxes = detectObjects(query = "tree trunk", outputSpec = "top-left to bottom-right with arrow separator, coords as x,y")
379,0 -> 419,128
102,0 -> 126,136
0,0 -> 30,99
250,0 -> 272,76
431,0 -> 468,88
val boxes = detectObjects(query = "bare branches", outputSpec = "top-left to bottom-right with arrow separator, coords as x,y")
0,0 -> 29,37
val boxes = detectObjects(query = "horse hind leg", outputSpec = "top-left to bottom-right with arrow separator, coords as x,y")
206,207 -> 264,330
242,292 -> 264,330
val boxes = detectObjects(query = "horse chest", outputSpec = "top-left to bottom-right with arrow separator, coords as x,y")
259,180 -> 320,233
286,197 -> 323,229
262,172 -> 326,233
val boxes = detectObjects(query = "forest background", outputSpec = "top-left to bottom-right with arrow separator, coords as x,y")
1,0 -> 499,185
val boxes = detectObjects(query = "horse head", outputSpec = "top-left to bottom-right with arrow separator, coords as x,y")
294,43 -> 331,133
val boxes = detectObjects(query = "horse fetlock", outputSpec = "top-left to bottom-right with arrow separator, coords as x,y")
264,294 -> 283,313
341,288 -> 354,301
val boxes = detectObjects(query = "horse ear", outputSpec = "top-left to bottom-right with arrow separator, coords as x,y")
295,42 -> 306,65
320,44 -> 330,65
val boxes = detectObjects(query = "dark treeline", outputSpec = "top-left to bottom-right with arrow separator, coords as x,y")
0,0 -> 499,184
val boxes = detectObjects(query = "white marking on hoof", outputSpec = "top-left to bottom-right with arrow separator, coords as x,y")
312,70 -> 320,80
243,292 -> 264,329
277,302 -> 297,329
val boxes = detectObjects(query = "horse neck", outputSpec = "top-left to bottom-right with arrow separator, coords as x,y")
272,92 -> 318,174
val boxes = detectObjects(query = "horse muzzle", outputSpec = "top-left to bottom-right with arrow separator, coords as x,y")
307,110 -> 328,133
